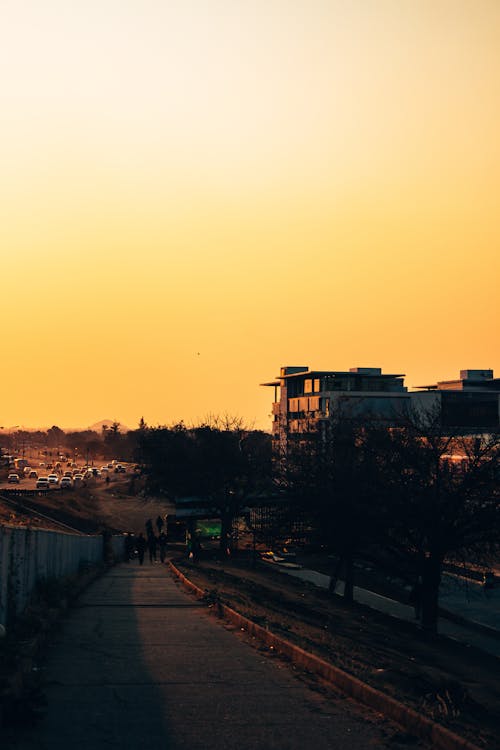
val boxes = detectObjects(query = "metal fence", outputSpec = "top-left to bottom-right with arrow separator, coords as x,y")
0,525 -> 125,628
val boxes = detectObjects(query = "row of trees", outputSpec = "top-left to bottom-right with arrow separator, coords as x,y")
135,416 -> 272,554
0,422 -> 137,463
281,409 -> 500,632
135,408 -> 499,633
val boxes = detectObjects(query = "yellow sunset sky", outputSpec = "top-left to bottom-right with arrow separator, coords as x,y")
1,1 -> 499,431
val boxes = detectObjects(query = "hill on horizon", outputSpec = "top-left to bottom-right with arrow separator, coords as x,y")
87,419 -> 131,434
1,420 -> 132,434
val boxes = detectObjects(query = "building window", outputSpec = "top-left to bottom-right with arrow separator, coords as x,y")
304,379 -> 312,394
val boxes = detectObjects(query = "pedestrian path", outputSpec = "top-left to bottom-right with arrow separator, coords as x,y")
5,564 -> 409,750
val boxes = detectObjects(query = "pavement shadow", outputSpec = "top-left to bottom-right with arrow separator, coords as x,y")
4,565 -> 175,750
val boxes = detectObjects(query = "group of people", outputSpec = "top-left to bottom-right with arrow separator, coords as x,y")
124,515 -> 168,565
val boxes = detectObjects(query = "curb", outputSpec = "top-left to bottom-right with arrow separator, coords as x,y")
169,561 -> 482,750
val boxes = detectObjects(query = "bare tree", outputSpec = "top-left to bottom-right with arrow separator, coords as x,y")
384,405 -> 500,632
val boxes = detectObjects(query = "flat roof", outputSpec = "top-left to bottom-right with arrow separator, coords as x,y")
264,370 -> 405,382
415,378 -> 500,390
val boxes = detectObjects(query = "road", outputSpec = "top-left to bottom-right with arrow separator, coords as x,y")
4,564 -> 418,750
276,565 -> 500,657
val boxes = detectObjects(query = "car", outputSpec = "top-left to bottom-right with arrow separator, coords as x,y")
73,475 -> 84,487
60,476 -> 72,489
7,473 -> 20,484
29,470 -> 38,479
36,477 -> 50,490
23,466 -> 32,476
47,474 -> 59,484
63,471 -> 72,477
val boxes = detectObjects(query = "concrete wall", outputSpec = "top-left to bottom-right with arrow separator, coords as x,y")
0,525 -> 125,628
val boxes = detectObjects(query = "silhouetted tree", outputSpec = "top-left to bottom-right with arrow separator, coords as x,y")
383,406 -> 500,632
46,425 -> 66,448
138,418 -> 272,556
283,418 -> 388,601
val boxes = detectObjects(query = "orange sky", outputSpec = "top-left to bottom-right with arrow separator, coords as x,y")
1,1 -> 499,431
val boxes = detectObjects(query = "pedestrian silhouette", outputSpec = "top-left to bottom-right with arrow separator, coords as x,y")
158,532 -> 167,563
147,534 -> 157,564
124,532 -> 135,563
136,533 -> 146,565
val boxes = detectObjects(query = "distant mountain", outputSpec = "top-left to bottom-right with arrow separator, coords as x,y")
87,420 -> 131,434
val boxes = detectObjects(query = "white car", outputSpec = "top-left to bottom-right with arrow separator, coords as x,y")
8,473 -> 20,484
47,474 -> 59,484
36,477 -> 50,490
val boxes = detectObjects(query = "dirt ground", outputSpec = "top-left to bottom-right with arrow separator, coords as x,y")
173,555 -> 500,750
0,478 -> 173,535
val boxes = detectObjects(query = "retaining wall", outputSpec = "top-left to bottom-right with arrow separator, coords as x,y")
0,525 -> 125,627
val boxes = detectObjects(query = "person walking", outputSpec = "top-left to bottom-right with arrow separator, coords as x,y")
156,515 -> 164,535
158,532 -> 167,563
147,534 -> 157,564
135,533 -> 146,565
124,532 -> 135,563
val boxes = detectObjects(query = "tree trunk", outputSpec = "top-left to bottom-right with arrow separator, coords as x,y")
421,552 -> 442,633
343,552 -> 354,603
219,511 -> 232,557
328,554 -> 343,594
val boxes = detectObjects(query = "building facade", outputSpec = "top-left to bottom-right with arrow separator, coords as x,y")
262,366 -> 500,450
411,369 -> 500,433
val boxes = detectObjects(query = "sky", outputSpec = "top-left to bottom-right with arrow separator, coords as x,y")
1,0 -> 499,431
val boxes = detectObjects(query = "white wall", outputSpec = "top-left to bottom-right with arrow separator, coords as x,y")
0,525 -> 125,628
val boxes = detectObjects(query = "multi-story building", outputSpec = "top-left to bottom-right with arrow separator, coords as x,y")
262,366 -> 500,450
261,366 -> 410,454
411,369 -> 500,433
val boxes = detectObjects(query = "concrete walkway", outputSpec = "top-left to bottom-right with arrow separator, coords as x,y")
5,564 -> 411,750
